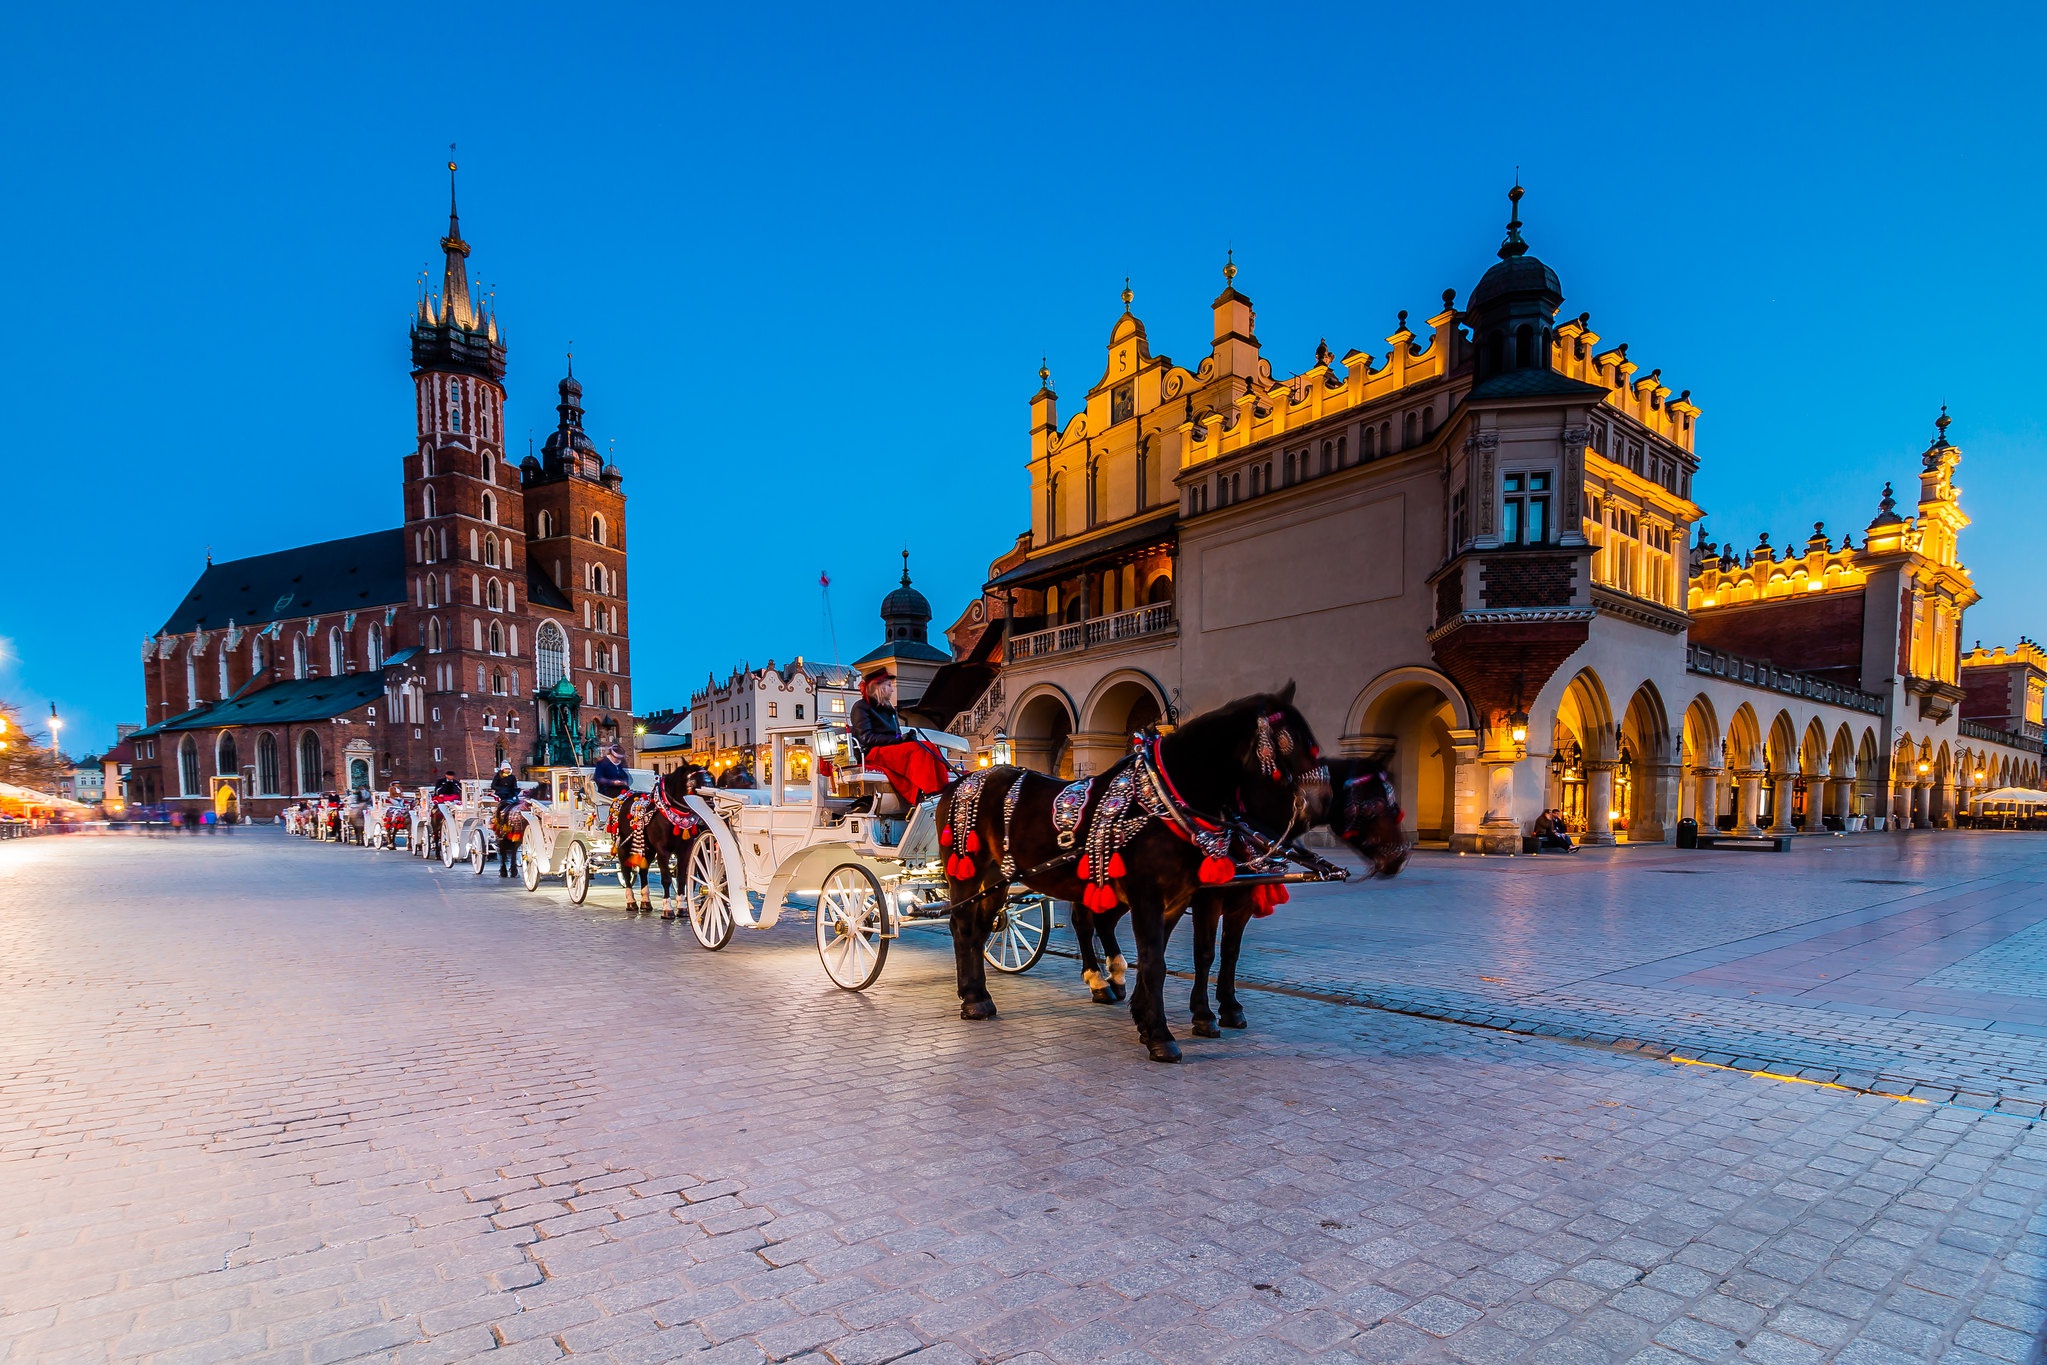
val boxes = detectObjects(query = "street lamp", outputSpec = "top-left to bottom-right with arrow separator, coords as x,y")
992,731 -> 1014,767
1508,709 -> 1529,746
48,705 -> 63,755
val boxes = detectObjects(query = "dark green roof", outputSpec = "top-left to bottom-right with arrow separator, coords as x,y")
158,529 -> 406,635
154,671 -> 389,731
853,639 -> 952,667
1466,369 -> 1611,402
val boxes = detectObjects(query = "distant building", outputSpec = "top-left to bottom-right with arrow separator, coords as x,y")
70,757 -> 104,805
636,707 -> 695,776
690,660 -> 858,783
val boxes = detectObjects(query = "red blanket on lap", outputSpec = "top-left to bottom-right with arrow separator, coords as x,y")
868,739 -> 950,806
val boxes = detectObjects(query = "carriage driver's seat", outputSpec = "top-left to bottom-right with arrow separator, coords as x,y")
837,733 -> 906,817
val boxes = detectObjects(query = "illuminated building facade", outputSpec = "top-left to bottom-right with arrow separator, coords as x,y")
944,189 -> 2043,849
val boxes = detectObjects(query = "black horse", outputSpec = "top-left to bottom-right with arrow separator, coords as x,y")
1067,756 -> 1408,1023
938,685 -> 1325,1063
617,764 -> 715,917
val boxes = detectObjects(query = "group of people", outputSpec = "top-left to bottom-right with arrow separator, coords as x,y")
1531,808 -> 1578,852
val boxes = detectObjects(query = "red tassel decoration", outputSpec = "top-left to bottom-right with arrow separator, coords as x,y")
1251,883 -> 1290,917
939,826 -> 953,848
1107,851 -> 1127,879
1199,854 -> 1235,885
965,830 -> 980,854
1076,854 -> 1091,881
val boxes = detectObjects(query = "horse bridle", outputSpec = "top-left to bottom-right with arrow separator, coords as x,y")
1338,768 -> 1406,852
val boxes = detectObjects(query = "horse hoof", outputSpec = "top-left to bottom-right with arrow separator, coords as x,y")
1090,987 -> 1115,1005
1221,1008 -> 1248,1030
959,999 -> 998,1021
1192,1020 -> 1222,1039
1146,1039 -> 1183,1063
1110,982 -> 1127,1002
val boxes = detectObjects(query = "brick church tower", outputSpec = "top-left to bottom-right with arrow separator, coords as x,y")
407,161 -> 526,772
521,359 -> 631,762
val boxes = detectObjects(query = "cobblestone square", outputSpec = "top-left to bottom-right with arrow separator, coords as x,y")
3,832 -> 2045,1364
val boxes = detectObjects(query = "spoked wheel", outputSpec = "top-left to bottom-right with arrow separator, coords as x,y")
520,843 -> 541,891
685,836 -> 735,950
985,893 -> 1051,974
817,863 -> 889,991
471,840 -> 487,875
440,823 -> 457,869
565,842 -> 590,906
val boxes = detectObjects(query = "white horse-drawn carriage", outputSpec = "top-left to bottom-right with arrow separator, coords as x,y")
363,791 -> 413,851
430,781 -> 505,873
679,720 -> 1053,990
516,766 -> 656,903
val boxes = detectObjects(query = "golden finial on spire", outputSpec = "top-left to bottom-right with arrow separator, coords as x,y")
1122,277 -> 1133,311
1223,247 -> 1236,287
1038,356 -> 1050,389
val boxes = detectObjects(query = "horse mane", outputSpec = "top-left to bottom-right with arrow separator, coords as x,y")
1156,687 -> 1302,815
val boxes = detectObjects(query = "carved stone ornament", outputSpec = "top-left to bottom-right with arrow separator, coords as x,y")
1560,426 -> 1592,448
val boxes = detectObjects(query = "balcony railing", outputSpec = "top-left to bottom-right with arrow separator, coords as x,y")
1959,718 -> 2045,754
1684,643 -> 1886,716
1010,604 -> 1177,662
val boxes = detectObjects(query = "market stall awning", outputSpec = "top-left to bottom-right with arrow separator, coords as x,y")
1975,787 -> 2047,804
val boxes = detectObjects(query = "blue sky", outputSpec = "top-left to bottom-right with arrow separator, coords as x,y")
2,2 -> 2042,754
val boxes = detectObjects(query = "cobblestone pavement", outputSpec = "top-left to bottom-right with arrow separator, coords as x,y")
1155,834 -> 2047,1113
2,832 -> 2044,1365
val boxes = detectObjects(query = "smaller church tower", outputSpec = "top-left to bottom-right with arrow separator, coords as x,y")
404,162 -> 525,773
852,551 -> 951,707
521,361 -> 631,734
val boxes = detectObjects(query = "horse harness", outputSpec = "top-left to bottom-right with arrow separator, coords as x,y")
1336,766 -> 1401,845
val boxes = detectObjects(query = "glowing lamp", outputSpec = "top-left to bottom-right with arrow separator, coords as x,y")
1508,709 -> 1529,746
992,731 -> 1014,767
1917,761 -> 1929,775
1975,769 -> 1986,782
1608,809 -> 1620,822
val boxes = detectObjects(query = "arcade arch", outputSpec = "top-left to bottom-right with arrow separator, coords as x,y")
1348,666 -> 1470,844
1010,685 -> 1077,780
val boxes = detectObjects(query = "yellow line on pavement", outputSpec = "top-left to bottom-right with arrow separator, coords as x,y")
1665,1054 -> 1928,1103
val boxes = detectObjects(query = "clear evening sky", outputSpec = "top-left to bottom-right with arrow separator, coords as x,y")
3,2 -> 2042,753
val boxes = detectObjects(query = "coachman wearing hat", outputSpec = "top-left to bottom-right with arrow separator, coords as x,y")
850,669 -> 952,807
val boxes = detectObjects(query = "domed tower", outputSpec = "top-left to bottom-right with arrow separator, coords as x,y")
1466,183 -> 1566,389
853,550 -> 951,708
522,356 -> 632,742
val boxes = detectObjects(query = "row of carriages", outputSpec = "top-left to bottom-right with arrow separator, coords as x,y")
282,721 -> 1055,993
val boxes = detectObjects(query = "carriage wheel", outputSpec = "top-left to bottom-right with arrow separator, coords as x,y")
440,823 -> 457,869
520,843 -> 541,891
565,842 -> 590,906
471,839 -> 487,875
816,864 -> 889,991
685,836 -> 735,950
985,893 -> 1051,975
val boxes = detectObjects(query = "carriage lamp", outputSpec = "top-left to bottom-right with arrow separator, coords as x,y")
992,731 -> 1014,766
1508,710 -> 1529,746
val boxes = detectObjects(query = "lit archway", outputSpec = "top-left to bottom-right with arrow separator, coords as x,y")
1350,666 -> 1470,844
1010,685 -> 1077,780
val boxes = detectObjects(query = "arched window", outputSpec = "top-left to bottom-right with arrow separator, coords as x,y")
252,637 -> 268,674
184,651 -> 197,709
492,669 -> 506,695
488,579 -> 503,610
1380,422 -> 1391,453
256,732 -> 279,794
426,573 -> 440,607
591,513 -> 607,545
328,627 -> 345,676
481,492 -> 497,525
179,736 -> 200,795
1363,426 -> 1375,459
422,485 -> 437,519
1403,413 -> 1417,447
489,620 -> 505,654
1422,406 -> 1435,439
536,620 -> 568,688
217,731 -> 238,777
536,510 -> 554,538
297,731 -> 321,794
447,378 -> 463,432
292,635 -> 307,680
217,649 -> 231,699
366,624 -> 382,669
596,643 -> 610,673
484,534 -> 499,567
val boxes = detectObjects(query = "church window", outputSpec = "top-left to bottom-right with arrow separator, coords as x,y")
422,485 -> 437,519
179,736 -> 200,796
439,527 -> 448,559
426,575 -> 439,607
477,664 -> 485,691
426,618 -> 443,653
591,514 -> 607,545
217,731 -> 238,777
482,492 -> 497,525
422,448 -> 434,477
488,579 -> 503,611
484,534 -> 498,567
448,379 -> 462,432
367,624 -> 382,669
489,620 -> 505,655
328,627 -> 345,676
256,732 -> 279,795
293,635 -> 307,679
252,637 -> 267,674
217,649 -> 231,699
297,731 -> 321,794
536,510 -> 554,538
536,620 -> 567,689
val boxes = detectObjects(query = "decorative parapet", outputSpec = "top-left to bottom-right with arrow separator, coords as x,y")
1425,606 -> 1596,644
1685,643 -> 1884,716
1959,718 -> 2045,755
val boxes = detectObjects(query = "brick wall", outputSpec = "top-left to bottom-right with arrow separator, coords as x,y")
1687,591 -> 1866,687
1961,665 -> 2016,729
1479,555 -> 1576,609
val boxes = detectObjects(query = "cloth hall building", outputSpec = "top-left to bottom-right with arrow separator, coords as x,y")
127,175 -> 635,818
935,188 -> 2045,852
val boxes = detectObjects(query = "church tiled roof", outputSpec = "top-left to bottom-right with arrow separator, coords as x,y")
157,530 -> 406,635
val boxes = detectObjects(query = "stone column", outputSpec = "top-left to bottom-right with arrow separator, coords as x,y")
1734,769 -> 1765,837
1634,762 -> 1677,842
1769,775 -> 1797,835
1693,767 -> 1722,831
1912,781 -> 1930,829
1583,761 -> 1616,845
1447,729 -> 1483,852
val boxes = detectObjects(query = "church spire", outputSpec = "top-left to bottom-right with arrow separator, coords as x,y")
440,156 -> 475,329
